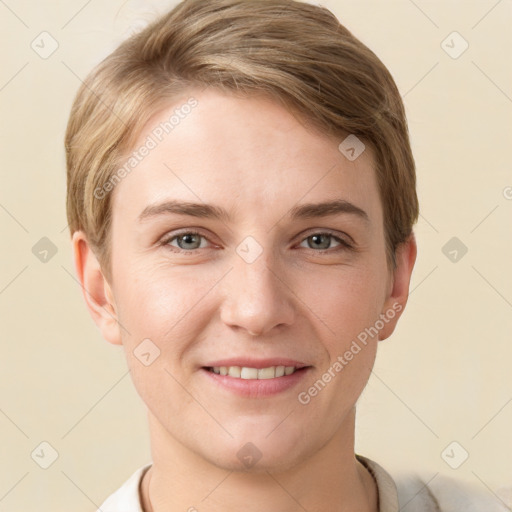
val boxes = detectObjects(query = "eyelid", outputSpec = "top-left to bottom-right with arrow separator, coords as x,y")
159,228 -> 216,250
159,228 -> 355,253
295,229 -> 354,248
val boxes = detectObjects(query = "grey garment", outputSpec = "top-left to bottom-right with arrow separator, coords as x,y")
358,457 -> 512,512
357,455 -> 402,511
359,456 -> 511,512
395,473 -> 511,512
393,473 -> 441,512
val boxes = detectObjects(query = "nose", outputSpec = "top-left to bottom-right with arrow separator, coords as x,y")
219,246 -> 296,337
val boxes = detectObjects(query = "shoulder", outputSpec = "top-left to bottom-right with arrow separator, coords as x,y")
392,469 -> 511,512
96,463 -> 151,512
358,455 -> 511,512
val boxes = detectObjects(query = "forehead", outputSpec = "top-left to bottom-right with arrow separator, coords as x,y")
110,88 -> 383,226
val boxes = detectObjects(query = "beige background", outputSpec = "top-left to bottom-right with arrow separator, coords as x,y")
1,0 -> 511,510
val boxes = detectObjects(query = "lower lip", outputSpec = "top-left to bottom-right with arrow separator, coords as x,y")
201,367 -> 311,398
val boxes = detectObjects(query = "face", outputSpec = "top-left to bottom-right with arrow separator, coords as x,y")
79,87 -> 414,473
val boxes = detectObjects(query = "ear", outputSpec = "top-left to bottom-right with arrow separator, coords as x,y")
378,233 -> 417,341
72,230 -> 122,346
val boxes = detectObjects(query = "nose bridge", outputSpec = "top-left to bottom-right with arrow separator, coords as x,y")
219,240 -> 294,335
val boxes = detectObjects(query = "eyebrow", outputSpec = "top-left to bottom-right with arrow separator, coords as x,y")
138,200 -> 231,223
138,199 -> 369,223
288,199 -> 369,222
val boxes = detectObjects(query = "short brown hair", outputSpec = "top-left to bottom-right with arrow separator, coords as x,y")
65,0 -> 419,280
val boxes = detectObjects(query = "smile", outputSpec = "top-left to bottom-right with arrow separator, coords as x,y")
207,365 -> 298,379
201,358 -> 311,397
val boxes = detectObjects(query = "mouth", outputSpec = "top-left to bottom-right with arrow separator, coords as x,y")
200,360 -> 312,397
204,365 -> 304,379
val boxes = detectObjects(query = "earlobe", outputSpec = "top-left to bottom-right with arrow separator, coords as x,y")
378,233 -> 417,341
72,231 -> 122,346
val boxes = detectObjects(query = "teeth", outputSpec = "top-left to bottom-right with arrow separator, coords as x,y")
228,366 -> 241,378
210,365 -> 298,379
257,367 -> 275,379
241,367 -> 258,379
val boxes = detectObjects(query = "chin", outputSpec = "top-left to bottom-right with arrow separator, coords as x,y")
197,426 -> 315,474
209,446 -> 308,475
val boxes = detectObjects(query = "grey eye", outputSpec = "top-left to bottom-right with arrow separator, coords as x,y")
301,234 -> 340,250
171,233 -> 206,250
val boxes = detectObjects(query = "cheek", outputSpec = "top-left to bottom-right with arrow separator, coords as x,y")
112,265 -> 221,418
112,261 -> 228,400
115,262 -> 219,336
298,264 -> 386,345
294,268 -> 382,417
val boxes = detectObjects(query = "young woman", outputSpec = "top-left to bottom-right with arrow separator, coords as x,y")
65,1 -> 508,510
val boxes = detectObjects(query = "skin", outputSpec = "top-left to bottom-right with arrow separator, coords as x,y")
73,87 -> 416,512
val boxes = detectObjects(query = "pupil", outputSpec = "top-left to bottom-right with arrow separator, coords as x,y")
310,234 -> 330,249
179,234 -> 199,249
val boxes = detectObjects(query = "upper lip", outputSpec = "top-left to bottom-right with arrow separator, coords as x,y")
202,358 -> 310,369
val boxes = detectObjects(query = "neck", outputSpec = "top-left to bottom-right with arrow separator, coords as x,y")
141,408 -> 378,512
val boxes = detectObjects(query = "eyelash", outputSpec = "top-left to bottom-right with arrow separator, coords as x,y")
159,229 -> 354,254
